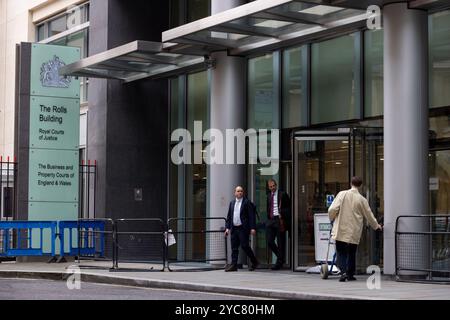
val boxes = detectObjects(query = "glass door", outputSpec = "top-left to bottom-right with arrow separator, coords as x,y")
293,129 -> 351,269
293,128 -> 384,271
354,128 -> 384,270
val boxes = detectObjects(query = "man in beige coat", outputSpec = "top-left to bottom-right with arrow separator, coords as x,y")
328,176 -> 382,282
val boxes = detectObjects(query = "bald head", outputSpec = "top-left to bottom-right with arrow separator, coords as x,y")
234,186 -> 244,199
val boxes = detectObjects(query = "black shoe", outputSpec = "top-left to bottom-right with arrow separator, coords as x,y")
225,264 -> 238,272
271,263 -> 282,270
249,260 -> 259,271
339,273 -> 347,282
347,275 -> 357,281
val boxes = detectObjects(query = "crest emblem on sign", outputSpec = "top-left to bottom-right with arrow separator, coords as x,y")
40,55 -> 71,88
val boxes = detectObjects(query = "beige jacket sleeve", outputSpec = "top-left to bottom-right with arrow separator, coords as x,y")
361,198 -> 379,230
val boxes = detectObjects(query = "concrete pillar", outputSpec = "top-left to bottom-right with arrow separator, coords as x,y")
208,0 -> 246,265
383,3 -> 429,275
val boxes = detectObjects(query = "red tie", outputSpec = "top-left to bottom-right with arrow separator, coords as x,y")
270,192 -> 274,219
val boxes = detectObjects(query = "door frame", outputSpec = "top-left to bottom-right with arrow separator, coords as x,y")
291,128 -> 353,271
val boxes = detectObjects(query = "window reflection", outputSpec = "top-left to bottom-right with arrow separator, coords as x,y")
311,33 -> 361,124
430,10 -> 450,108
364,29 -> 384,117
282,46 -> 307,128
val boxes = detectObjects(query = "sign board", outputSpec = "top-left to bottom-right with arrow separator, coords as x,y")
28,43 -> 80,223
314,213 -> 335,263
326,194 -> 334,208
16,43 -> 80,253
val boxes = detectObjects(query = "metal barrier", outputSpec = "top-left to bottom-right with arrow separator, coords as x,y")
114,218 -> 166,271
166,217 -> 227,271
0,221 -> 57,258
58,219 -> 114,259
79,219 -> 115,270
395,215 -> 450,283
79,161 -> 97,220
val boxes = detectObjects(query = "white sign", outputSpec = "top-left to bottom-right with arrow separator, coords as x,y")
314,213 -> 335,263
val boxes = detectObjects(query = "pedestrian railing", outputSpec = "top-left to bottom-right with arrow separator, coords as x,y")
0,221 -> 57,258
114,218 -> 166,271
0,217 -> 229,272
79,160 -> 97,220
166,217 -> 227,271
58,219 -> 115,269
395,215 -> 450,283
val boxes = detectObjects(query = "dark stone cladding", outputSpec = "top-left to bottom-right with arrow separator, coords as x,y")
88,0 -> 169,229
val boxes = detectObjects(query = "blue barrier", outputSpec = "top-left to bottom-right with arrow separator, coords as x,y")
0,221 -> 57,258
58,220 -> 105,258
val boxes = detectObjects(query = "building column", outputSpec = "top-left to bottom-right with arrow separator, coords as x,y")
383,3 -> 429,275
208,0 -> 246,264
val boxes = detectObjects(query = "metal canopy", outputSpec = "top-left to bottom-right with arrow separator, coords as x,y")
410,0 -> 450,11
59,40 -> 210,82
162,0 -> 370,56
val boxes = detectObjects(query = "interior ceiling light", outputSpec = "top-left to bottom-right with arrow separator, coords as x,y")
253,20 -> 293,29
299,5 -> 344,16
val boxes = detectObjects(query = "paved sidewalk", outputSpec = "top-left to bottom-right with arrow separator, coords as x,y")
0,261 -> 448,300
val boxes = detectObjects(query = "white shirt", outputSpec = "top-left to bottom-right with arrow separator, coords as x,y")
272,190 -> 280,217
233,198 -> 243,226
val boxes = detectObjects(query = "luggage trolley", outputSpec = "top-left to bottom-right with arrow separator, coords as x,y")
313,213 -> 339,279
320,223 -> 337,279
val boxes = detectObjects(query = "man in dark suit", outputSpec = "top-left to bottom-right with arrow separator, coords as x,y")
224,186 -> 259,272
266,179 -> 291,270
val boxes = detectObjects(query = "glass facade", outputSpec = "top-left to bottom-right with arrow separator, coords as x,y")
248,53 -> 281,264
170,0 -> 210,27
169,72 -> 209,221
187,72 -> 209,134
364,29 -> 384,117
169,78 -> 184,221
429,10 -> 450,108
311,33 -> 361,124
429,149 -> 450,216
187,71 -> 208,221
50,29 -> 89,103
36,2 -> 90,103
430,115 -> 450,217
169,72 -> 209,261
282,46 -> 308,128
248,53 -> 280,130
164,3 -> 450,272
36,2 -> 90,41
187,0 -> 210,22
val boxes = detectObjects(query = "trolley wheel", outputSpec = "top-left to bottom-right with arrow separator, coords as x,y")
320,263 -> 329,279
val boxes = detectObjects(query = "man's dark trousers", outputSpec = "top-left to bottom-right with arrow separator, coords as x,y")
336,240 -> 358,276
266,217 -> 283,265
231,226 -> 257,265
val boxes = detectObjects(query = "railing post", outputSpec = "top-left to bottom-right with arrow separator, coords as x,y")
59,222 -> 65,259
4,228 -> 9,255
51,223 -> 56,258
395,216 -> 399,279
112,220 -> 118,270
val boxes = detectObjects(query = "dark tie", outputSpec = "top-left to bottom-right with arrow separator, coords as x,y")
270,192 -> 274,219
